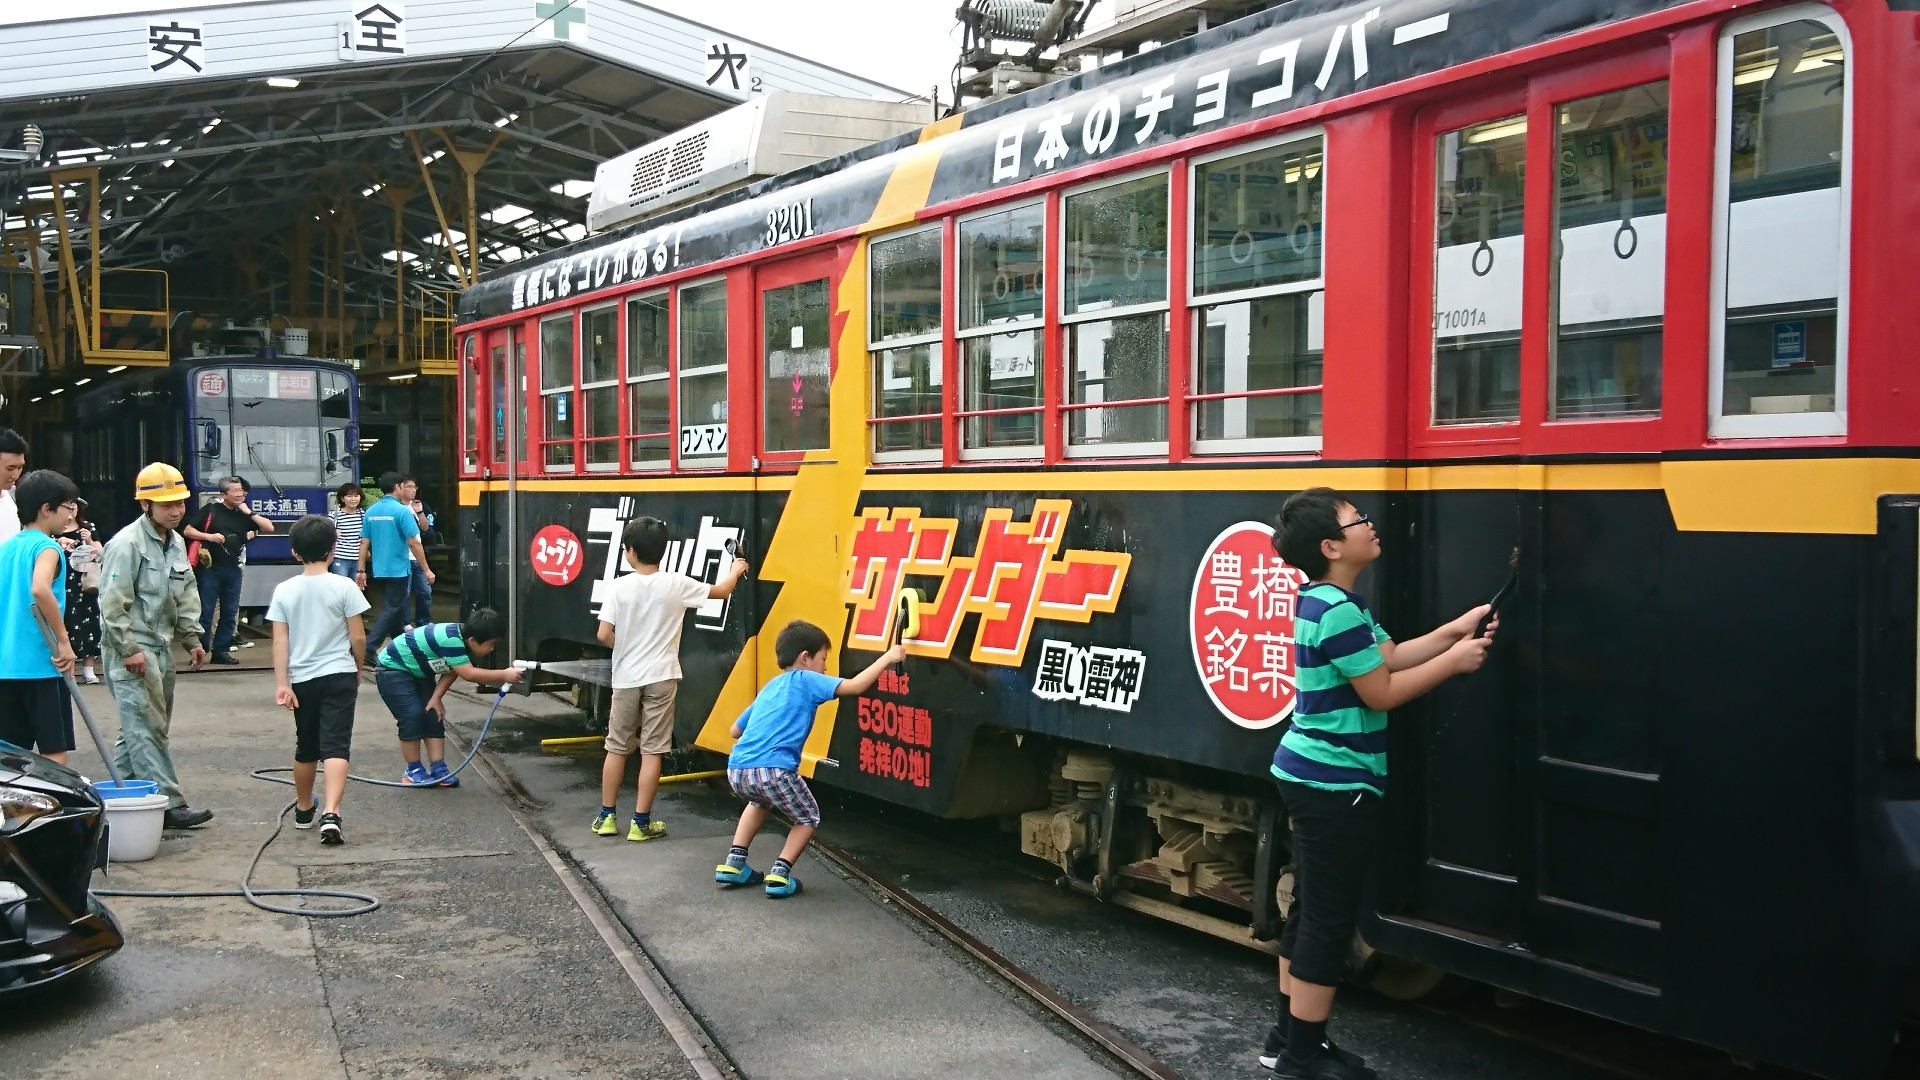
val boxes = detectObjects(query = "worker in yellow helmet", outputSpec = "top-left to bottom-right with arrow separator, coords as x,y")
98,462 -> 212,830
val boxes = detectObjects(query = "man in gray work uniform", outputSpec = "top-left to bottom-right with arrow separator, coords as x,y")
99,462 -> 212,829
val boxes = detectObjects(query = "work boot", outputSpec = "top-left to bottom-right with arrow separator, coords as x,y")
164,806 -> 214,829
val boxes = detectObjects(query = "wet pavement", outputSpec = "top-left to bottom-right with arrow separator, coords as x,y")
0,667 -> 699,1080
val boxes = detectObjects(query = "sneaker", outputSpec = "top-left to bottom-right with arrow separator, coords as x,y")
402,762 -> 431,786
591,810 -> 618,836
211,654 -> 241,666
1263,1031 -> 1366,1073
764,872 -> 802,898
293,804 -> 317,830
1274,1045 -> 1374,1080
81,672 -> 100,685
715,862 -> 764,887
627,820 -> 667,843
428,760 -> 460,788
319,813 -> 344,845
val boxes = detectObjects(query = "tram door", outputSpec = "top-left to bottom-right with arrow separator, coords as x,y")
751,250 -> 838,688
471,325 -> 520,623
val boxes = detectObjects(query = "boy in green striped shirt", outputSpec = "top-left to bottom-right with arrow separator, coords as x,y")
1260,488 -> 1494,1080
373,609 -> 522,786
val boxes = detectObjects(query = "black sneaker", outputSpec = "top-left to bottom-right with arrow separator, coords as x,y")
1275,1045 -> 1374,1080
211,654 -> 241,665
319,813 -> 344,845
293,804 -> 317,829
1263,1030 -> 1366,1072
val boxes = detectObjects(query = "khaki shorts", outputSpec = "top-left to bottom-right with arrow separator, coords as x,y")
606,680 -> 677,756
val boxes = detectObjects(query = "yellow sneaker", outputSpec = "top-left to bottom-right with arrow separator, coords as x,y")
591,810 -> 618,837
627,819 -> 667,842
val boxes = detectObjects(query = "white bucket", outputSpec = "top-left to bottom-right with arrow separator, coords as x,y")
103,793 -> 170,862
281,327 -> 310,356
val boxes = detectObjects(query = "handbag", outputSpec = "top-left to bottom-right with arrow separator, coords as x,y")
187,508 -> 213,568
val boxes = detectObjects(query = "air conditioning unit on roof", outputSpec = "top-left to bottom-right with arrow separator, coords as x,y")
585,91 -> 928,234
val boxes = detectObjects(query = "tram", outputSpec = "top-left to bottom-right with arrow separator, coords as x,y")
72,356 -> 360,604
454,1 -> 1920,1075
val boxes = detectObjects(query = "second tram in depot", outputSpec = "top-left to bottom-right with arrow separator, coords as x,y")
73,356 -> 360,604
454,1 -> 1920,1075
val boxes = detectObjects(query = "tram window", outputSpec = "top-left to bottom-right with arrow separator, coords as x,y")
1551,83 -> 1668,420
762,277 -> 832,454
581,304 -> 620,471
626,291 -> 670,470
1713,15 -> 1847,435
957,202 -> 1044,458
869,226 -> 943,462
1433,116 -> 1526,425
490,339 -> 508,464
538,313 -> 575,470
461,335 -> 478,471
1191,136 -> 1326,453
678,280 -> 728,467
1064,172 -> 1170,455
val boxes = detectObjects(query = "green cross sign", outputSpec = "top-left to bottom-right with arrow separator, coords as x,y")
536,0 -> 586,39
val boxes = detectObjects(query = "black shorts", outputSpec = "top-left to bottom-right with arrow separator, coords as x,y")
1276,778 -> 1385,987
0,677 -> 76,755
292,671 -> 359,762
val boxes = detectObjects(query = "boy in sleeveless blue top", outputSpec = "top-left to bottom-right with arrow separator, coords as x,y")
0,471 -> 81,764
373,609 -> 522,786
1260,488 -> 1495,1080
716,620 -> 904,898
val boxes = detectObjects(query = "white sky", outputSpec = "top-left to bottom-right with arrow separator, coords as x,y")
0,0 -> 1105,105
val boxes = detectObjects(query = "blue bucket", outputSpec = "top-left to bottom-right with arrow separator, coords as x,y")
95,780 -> 159,801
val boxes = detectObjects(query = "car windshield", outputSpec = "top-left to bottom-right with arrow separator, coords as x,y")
189,366 -> 354,491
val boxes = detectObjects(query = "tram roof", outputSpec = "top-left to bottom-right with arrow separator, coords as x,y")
0,1 -> 915,393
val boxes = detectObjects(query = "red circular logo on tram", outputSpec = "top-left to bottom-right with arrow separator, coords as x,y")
197,371 -> 226,396
1189,522 -> 1311,730
529,525 -> 585,587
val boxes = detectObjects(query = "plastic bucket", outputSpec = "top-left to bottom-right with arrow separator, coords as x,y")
94,780 -> 158,801
103,794 -> 170,862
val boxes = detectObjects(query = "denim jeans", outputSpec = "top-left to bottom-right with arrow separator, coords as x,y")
329,557 -> 357,579
408,560 -> 432,626
196,563 -> 243,657
365,577 -> 411,655
375,666 -> 444,741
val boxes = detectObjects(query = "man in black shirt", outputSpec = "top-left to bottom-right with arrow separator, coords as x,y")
181,476 -> 275,664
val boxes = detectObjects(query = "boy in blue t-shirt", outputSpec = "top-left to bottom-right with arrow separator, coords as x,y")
0,470 -> 81,764
716,620 -> 904,898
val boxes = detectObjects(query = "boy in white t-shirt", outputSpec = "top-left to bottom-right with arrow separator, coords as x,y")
269,514 -> 371,845
592,516 -> 748,841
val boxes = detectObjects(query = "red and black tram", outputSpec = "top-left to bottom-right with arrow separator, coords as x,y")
454,1 -> 1920,1074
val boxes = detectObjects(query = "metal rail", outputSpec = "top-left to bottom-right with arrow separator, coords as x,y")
810,836 -> 1187,1080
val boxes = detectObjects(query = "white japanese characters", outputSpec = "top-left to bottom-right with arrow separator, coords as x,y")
249,497 -> 311,515
1190,521 -> 1310,730
585,498 -> 743,631
1032,639 -> 1146,713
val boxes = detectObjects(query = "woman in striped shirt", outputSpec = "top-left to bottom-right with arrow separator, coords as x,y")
328,482 -> 365,579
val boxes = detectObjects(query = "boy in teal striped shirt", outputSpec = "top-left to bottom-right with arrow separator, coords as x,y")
1260,488 -> 1494,1080
373,608 -> 522,786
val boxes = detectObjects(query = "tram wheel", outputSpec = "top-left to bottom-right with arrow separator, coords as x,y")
1351,937 -> 1450,1001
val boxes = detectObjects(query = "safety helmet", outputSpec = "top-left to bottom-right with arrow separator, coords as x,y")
134,462 -> 191,503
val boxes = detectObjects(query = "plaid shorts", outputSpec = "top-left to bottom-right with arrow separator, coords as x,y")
727,766 -> 821,828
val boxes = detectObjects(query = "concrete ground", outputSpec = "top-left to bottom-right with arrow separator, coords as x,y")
0,664 -> 1131,1080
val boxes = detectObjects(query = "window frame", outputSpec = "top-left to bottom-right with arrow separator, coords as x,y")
578,300 -> 623,473
624,288 -> 673,473
956,197 -> 1049,463
459,333 -> 479,474
536,311 -> 577,473
1185,128 -> 1329,456
1706,4 -> 1851,440
1058,165 -> 1174,460
868,221 -> 946,465
675,275 -> 730,471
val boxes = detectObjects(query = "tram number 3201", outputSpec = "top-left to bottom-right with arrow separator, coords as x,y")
765,199 -> 817,247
